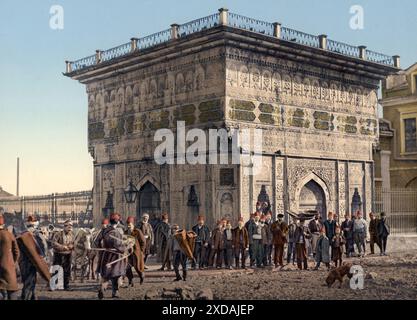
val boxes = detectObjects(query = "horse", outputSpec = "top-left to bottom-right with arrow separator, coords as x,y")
71,228 -> 95,283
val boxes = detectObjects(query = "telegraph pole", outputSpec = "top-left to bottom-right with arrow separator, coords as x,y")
16,157 -> 20,197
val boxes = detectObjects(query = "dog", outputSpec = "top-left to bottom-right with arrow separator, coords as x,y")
325,262 -> 353,288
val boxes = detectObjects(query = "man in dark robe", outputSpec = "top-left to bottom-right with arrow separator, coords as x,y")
155,213 -> 170,265
192,215 -> 210,269
18,215 -> 48,300
377,212 -> 390,256
96,213 -> 128,299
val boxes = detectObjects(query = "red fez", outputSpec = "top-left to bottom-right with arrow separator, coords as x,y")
197,215 -> 205,221
110,213 -> 120,222
0,216 -> 4,225
102,218 -> 109,225
127,216 -> 135,224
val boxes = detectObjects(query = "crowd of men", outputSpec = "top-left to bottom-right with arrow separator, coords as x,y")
0,203 -> 391,300
152,203 -> 391,276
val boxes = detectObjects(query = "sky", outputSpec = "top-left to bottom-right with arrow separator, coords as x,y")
0,0 -> 416,196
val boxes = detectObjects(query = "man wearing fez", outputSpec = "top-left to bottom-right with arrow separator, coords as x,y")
52,219 -> 75,291
192,215 -> 210,270
125,216 -> 145,287
271,213 -> 288,270
233,217 -> 249,269
137,213 -> 154,267
0,215 -> 20,300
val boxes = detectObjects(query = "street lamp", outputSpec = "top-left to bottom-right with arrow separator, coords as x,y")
124,180 -> 138,204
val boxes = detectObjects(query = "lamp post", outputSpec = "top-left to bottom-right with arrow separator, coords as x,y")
124,180 -> 139,217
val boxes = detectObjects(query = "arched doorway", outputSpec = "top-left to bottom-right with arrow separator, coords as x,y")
299,180 -> 327,219
406,177 -> 417,189
136,181 -> 161,220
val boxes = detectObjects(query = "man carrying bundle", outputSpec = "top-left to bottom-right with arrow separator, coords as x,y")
96,213 -> 128,299
172,225 -> 196,282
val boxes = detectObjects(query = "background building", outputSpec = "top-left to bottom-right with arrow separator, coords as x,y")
378,63 -> 417,188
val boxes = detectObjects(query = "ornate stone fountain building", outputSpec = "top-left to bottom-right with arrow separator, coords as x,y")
65,9 -> 399,228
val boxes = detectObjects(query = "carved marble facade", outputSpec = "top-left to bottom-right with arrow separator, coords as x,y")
68,25 -> 394,227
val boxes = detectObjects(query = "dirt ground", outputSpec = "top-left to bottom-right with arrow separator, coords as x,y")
34,251 -> 417,300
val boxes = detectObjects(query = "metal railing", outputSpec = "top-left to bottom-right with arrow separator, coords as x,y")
327,39 -> 361,58
138,28 -> 172,50
178,13 -> 220,38
374,188 -> 417,235
66,10 -> 396,73
71,54 -> 96,72
366,49 -> 395,67
102,42 -> 132,62
281,26 -> 320,48
228,12 -> 274,36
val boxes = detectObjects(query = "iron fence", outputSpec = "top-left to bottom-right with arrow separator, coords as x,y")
0,190 -> 93,228
374,188 -> 417,235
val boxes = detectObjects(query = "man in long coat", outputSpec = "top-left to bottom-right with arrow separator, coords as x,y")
125,216 -> 145,287
368,212 -> 381,255
294,218 -> 311,270
341,214 -> 354,257
191,215 -> 210,269
208,220 -> 224,268
377,212 -> 390,256
155,213 -> 170,264
314,227 -> 330,270
232,217 -> 249,269
247,212 -> 264,268
271,213 -> 288,270
137,213 -> 154,267
0,215 -> 20,300
308,213 -> 322,257
96,213 -> 128,299
18,215 -> 48,300
160,225 -> 177,271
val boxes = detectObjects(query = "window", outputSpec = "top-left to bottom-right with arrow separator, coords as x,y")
414,75 -> 417,93
404,117 -> 417,153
